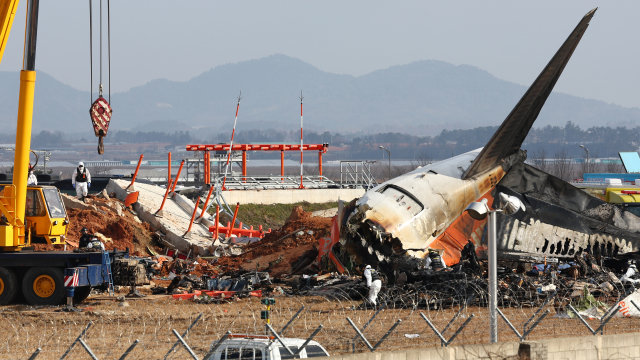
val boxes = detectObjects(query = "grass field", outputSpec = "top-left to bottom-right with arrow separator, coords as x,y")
212,201 -> 338,229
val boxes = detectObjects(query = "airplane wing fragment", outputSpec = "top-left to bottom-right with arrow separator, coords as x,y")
462,8 -> 597,179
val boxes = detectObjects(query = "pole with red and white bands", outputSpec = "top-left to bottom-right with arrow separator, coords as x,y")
222,92 -> 242,191
299,91 -> 304,189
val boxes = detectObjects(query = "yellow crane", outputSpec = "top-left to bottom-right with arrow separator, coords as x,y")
0,0 -> 69,251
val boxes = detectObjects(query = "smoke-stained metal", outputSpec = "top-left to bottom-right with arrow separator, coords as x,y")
338,9 -> 608,269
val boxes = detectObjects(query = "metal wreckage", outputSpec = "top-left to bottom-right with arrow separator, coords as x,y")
307,8 -> 640,307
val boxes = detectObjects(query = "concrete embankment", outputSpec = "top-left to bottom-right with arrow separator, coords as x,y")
106,179 -> 213,256
331,332 -> 640,360
221,188 -> 365,205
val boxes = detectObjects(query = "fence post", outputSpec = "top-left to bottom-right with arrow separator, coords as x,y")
78,338 -> 99,360
420,312 -> 474,347
27,348 -> 41,360
164,313 -> 203,359
352,303 -> 387,353
126,154 -> 143,191
118,339 -> 140,360
293,325 -> 324,356
280,305 -> 305,336
265,324 -> 295,356
202,331 -> 231,360
171,329 -> 199,360
59,322 -> 93,360
567,304 -> 620,335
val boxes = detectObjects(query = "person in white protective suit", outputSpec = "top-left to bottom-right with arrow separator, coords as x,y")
620,264 -> 640,285
363,265 -> 382,306
71,162 -> 91,202
27,163 -> 37,185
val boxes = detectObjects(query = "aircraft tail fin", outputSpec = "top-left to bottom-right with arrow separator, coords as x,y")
462,8 -> 596,179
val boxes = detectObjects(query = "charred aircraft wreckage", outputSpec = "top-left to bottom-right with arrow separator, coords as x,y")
334,8 -> 640,272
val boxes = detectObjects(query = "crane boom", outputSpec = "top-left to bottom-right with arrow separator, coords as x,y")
0,0 -> 20,65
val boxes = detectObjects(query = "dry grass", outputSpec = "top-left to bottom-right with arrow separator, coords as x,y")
0,295 -> 638,359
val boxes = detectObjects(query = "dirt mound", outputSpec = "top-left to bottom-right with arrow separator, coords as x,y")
244,206 -> 332,257
214,206 -> 332,277
65,207 -> 155,254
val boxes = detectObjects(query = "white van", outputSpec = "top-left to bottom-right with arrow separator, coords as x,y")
209,335 -> 330,360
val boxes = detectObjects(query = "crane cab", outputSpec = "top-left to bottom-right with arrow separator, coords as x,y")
24,185 -> 69,245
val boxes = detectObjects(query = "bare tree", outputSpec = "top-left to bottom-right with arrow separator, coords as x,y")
606,160 -> 625,173
410,151 -> 434,168
92,164 -> 114,176
551,148 -> 573,181
530,148 -> 549,173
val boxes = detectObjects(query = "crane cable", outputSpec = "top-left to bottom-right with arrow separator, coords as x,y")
90,0 -> 110,101
88,0 -> 113,155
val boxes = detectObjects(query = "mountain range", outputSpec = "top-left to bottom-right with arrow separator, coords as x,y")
1,54 -> 639,137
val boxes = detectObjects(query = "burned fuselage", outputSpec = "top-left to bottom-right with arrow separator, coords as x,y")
336,9 -> 640,269
343,150 -> 522,265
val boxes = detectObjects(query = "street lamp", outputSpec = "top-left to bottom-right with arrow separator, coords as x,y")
580,145 -> 590,174
379,146 -> 391,179
464,193 -> 524,343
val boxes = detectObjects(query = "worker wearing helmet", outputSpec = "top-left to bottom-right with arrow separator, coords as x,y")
78,227 -> 93,248
363,264 -> 382,306
71,162 -> 91,202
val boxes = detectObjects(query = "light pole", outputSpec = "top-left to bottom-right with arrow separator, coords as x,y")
580,145 -> 590,174
464,193 -> 524,343
379,146 -> 391,179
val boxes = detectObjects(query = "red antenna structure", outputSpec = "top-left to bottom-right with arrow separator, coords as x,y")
299,91 -> 304,189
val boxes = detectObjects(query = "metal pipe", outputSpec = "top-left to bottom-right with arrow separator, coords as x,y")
170,159 -> 185,193
155,179 -> 173,215
127,154 -> 143,190
319,151 -> 323,181
170,329 -> 199,360
118,339 -> 140,360
23,0 -> 40,71
203,331 -> 231,360
293,325 -> 324,356
226,202 -> 240,237
242,150 -> 247,183
488,210 -> 498,343
372,320 -> 402,351
199,184 -> 215,218
184,197 -> 201,235
299,91 -> 304,189
168,152 -> 171,184
222,93 -> 241,191
214,204 -> 219,240
280,306 -> 305,336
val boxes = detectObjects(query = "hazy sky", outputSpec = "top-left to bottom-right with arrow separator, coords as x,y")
0,1 -> 639,108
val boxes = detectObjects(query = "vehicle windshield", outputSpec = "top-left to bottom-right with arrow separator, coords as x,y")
42,188 -> 66,218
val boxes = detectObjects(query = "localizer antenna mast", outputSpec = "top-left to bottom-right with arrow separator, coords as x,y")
222,91 -> 242,191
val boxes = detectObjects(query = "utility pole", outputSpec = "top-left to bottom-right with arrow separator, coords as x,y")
580,144 -> 590,174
